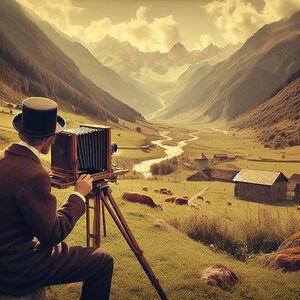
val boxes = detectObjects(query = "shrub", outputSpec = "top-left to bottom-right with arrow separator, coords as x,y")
150,158 -> 178,175
167,208 -> 300,261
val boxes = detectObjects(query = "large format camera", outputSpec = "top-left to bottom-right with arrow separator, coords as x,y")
50,124 -> 125,188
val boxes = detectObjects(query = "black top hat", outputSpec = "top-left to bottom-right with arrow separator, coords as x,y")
13,97 -> 66,138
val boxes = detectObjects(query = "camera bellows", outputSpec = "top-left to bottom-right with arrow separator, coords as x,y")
67,127 -> 108,172
51,125 -> 112,182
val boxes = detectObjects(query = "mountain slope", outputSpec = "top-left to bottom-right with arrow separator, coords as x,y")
229,70 -> 300,148
161,12 -> 300,122
34,20 -> 160,115
0,0 -> 142,122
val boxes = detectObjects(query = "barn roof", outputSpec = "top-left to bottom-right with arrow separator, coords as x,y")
233,169 -> 289,186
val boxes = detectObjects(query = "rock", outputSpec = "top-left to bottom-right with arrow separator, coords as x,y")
265,247 -> 300,271
265,231 -> 300,272
277,231 -> 300,251
0,288 -> 46,300
199,264 -> 241,289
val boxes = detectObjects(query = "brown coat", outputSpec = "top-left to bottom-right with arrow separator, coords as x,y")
0,143 -> 85,296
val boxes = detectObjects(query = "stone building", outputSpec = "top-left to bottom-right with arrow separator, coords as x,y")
233,169 -> 289,202
187,168 -> 239,182
195,153 -> 209,169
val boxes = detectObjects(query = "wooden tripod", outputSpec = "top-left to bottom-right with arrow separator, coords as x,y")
86,180 -> 168,300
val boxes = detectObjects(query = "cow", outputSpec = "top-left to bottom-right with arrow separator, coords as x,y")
297,206 -> 300,211
189,203 -> 201,210
205,200 -> 211,205
227,202 -> 232,206
165,197 -> 176,203
159,188 -> 168,194
183,195 -> 189,200
142,186 -> 149,192
197,195 -> 204,201
175,197 -> 188,205
122,192 -> 163,210
154,189 -> 160,193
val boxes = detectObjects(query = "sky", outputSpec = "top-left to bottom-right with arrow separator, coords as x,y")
17,0 -> 300,52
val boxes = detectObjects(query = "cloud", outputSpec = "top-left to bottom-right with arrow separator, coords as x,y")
193,34 -> 219,50
17,1 -> 181,52
203,0 -> 300,44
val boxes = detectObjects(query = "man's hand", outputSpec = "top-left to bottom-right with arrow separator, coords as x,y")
75,174 -> 93,197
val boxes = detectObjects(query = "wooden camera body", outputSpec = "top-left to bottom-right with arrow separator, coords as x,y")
50,124 -> 126,188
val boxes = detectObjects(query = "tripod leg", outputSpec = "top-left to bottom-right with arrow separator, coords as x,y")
102,200 -> 107,238
92,194 -> 101,248
99,189 -> 168,300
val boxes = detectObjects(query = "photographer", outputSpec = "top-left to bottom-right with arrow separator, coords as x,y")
0,97 -> 113,299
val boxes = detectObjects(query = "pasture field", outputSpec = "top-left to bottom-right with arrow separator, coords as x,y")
48,178 -> 300,300
1,108 -> 300,299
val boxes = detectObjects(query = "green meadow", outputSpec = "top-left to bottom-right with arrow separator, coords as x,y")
1,109 -> 300,299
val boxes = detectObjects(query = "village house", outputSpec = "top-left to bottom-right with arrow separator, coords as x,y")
195,153 -> 209,169
213,154 -> 229,161
187,168 -> 239,182
233,169 -> 289,202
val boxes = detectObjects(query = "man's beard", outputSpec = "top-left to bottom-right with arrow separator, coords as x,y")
41,136 -> 56,154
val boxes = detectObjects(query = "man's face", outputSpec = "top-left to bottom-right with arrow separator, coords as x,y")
41,136 -> 56,154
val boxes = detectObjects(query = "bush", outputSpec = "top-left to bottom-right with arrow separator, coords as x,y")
150,158 -> 177,175
167,208 -> 300,261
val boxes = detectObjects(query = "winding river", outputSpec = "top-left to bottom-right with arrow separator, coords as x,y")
132,131 -> 199,177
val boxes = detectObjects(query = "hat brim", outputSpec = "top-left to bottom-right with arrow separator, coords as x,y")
13,113 -> 66,138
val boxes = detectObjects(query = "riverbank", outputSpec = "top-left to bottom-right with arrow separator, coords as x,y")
132,131 -> 199,177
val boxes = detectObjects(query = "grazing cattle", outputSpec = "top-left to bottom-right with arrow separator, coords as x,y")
175,197 -> 188,205
161,190 -> 169,195
142,186 -> 149,192
197,195 -> 204,201
160,188 -> 168,194
205,200 -> 211,205
167,189 -> 173,195
189,203 -> 201,210
227,202 -> 232,206
165,197 -> 176,203
122,192 -> 163,209
154,189 -> 160,193
183,195 -> 189,200
297,206 -> 300,211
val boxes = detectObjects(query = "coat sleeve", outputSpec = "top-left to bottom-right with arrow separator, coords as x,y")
16,172 -> 85,247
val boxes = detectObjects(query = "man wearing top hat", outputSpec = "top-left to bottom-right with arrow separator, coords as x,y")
0,97 -> 114,299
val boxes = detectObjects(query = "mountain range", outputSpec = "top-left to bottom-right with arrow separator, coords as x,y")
88,36 -> 241,112
0,0 -> 142,123
159,11 -> 300,122
32,20 -> 161,116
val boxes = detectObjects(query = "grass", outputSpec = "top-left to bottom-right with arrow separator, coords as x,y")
47,178 -> 300,300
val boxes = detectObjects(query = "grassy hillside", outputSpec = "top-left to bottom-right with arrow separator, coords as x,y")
0,0 -> 142,123
229,73 -> 300,149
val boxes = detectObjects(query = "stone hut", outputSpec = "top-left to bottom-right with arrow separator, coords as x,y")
195,153 -> 209,169
213,154 -> 229,161
233,169 -> 289,202
187,168 -> 239,182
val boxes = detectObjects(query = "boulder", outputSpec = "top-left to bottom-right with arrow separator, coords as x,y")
199,264 -> 240,289
265,247 -> 300,271
277,231 -> 300,251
